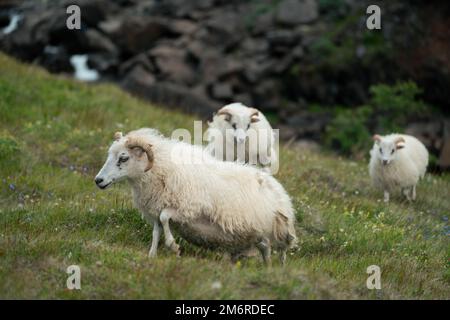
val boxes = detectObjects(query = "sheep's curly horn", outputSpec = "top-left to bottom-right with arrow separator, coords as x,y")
217,108 -> 232,121
250,108 -> 260,123
126,138 -> 154,172
373,134 -> 382,142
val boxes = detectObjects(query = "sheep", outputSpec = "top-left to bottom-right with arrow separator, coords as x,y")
369,133 -> 428,203
95,128 -> 297,265
205,102 -> 279,174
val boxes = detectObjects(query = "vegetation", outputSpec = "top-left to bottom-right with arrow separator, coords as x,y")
0,54 -> 449,299
325,81 -> 432,158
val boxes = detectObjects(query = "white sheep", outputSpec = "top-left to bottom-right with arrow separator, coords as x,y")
95,128 -> 297,264
205,102 -> 279,174
369,133 -> 428,202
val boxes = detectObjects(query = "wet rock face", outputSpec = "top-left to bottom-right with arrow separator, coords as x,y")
0,0 -> 449,166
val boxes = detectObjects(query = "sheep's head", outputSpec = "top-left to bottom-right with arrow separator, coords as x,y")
95,132 -> 154,189
214,103 -> 261,144
373,134 -> 405,166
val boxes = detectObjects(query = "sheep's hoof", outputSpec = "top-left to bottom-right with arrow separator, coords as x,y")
170,242 -> 180,256
148,250 -> 157,258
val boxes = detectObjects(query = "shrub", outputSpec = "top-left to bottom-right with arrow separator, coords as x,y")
370,81 -> 427,132
325,81 -> 430,157
325,105 -> 372,157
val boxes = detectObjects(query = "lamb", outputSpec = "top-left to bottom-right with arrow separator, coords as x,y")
94,128 -> 297,264
369,133 -> 428,203
205,102 -> 279,174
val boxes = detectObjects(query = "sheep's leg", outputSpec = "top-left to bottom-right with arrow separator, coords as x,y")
403,187 -> 412,201
411,185 -> 417,201
256,239 -> 271,266
383,190 -> 390,203
159,208 -> 180,256
279,249 -> 287,266
148,219 -> 161,258
142,214 -> 161,258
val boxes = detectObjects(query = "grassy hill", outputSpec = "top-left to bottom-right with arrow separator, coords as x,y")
0,53 -> 449,299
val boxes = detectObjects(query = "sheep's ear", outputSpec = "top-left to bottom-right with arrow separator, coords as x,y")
395,137 -> 406,150
249,108 -> 260,123
114,131 -> 123,141
373,134 -> 381,144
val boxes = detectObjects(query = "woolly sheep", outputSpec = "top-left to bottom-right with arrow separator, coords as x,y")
369,133 -> 428,202
95,128 -> 297,264
205,102 -> 279,174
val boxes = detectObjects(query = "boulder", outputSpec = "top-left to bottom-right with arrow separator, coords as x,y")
119,53 -> 154,76
112,17 -> 175,54
140,82 -> 218,118
150,45 -> 196,85
85,29 -> 118,54
276,0 -> 319,26
211,82 -> 233,100
121,64 -> 156,92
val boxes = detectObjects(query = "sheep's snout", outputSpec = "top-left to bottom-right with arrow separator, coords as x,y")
94,175 -> 113,189
234,128 -> 247,144
382,159 -> 389,166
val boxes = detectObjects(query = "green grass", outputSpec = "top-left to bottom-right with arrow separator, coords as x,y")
0,53 -> 449,299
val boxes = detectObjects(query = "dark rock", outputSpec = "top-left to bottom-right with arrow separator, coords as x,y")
113,17 -> 176,54
98,19 -> 121,36
88,52 -> 119,74
196,48 -> 223,83
243,59 -> 274,84
267,29 -> 297,46
85,29 -> 118,54
119,53 -> 154,76
253,80 -> 282,111
211,82 -> 233,100
170,19 -> 198,35
121,64 -> 156,92
250,11 -> 274,35
0,12 -> 9,28
2,10 -> 59,60
233,93 -> 253,107
278,124 -> 299,141
150,45 -> 196,85
62,0 -> 116,27
276,0 -> 319,26
217,59 -> 243,79
406,121 -> 443,152
38,45 -> 73,73
241,37 -> 269,54
132,81 -> 218,118
286,112 -> 331,140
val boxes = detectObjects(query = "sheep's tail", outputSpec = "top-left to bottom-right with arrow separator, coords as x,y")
273,211 -> 297,249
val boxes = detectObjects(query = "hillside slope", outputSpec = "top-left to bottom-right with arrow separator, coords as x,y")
0,53 -> 449,299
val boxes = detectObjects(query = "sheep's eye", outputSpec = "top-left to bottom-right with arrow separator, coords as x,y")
118,156 -> 129,163
379,148 -> 383,154
247,124 -> 250,130
391,149 -> 395,154
232,123 -> 237,130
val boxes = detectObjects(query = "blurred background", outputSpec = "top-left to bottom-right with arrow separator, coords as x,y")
0,0 -> 449,170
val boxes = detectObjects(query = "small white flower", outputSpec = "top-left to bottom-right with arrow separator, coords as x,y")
211,281 -> 222,290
